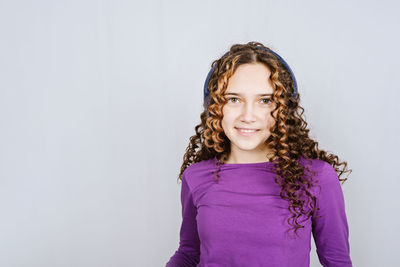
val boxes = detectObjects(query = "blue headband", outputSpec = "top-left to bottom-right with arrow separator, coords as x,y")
203,47 -> 298,108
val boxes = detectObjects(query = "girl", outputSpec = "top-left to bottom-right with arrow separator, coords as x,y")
166,41 -> 352,267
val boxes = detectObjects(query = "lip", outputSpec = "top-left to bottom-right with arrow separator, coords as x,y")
235,127 -> 260,136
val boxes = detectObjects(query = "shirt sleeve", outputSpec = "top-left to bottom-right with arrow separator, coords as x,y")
166,172 -> 200,267
311,163 -> 353,267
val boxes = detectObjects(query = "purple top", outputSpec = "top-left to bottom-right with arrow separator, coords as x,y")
166,156 -> 352,267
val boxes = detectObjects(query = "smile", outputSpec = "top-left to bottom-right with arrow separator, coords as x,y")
235,127 -> 260,136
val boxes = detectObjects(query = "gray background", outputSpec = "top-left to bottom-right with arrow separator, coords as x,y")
0,0 -> 399,266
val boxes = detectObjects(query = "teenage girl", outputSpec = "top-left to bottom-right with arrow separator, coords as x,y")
166,41 -> 352,267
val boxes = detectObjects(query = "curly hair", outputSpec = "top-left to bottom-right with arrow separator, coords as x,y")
177,41 -> 351,237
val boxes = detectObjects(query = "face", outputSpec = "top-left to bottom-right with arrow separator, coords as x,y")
221,63 -> 277,162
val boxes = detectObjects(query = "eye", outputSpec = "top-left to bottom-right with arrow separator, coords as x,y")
227,97 -> 240,103
261,98 -> 272,105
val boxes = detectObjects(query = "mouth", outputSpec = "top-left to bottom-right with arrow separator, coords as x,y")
235,127 -> 260,136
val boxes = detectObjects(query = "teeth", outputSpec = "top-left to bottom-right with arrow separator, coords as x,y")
238,128 -> 257,133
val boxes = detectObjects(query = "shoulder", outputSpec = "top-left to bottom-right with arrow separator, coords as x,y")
299,156 -> 339,185
181,157 -> 217,191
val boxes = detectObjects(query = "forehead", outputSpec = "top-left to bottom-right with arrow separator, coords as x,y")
225,63 -> 274,95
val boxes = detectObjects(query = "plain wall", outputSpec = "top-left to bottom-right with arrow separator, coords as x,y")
0,0 -> 399,266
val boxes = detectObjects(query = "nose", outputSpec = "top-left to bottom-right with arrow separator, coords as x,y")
240,102 -> 257,123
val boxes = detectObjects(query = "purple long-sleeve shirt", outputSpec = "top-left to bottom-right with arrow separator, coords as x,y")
166,156 -> 352,267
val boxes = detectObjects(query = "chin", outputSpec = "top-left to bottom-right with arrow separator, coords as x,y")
232,140 -> 265,150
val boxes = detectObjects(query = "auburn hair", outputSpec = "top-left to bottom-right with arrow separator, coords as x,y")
177,41 -> 351,236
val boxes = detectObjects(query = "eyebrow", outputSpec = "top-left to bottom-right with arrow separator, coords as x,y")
223,92 -> 273,96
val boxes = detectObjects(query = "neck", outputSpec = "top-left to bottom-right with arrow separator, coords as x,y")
225,151 -> 273,164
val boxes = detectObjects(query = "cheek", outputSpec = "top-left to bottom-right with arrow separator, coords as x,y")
221,114 -> 233,131
264,110 -> 277,128
221,107 -> 233,126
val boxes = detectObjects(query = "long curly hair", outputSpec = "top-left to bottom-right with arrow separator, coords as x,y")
177,41 -> 351,237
